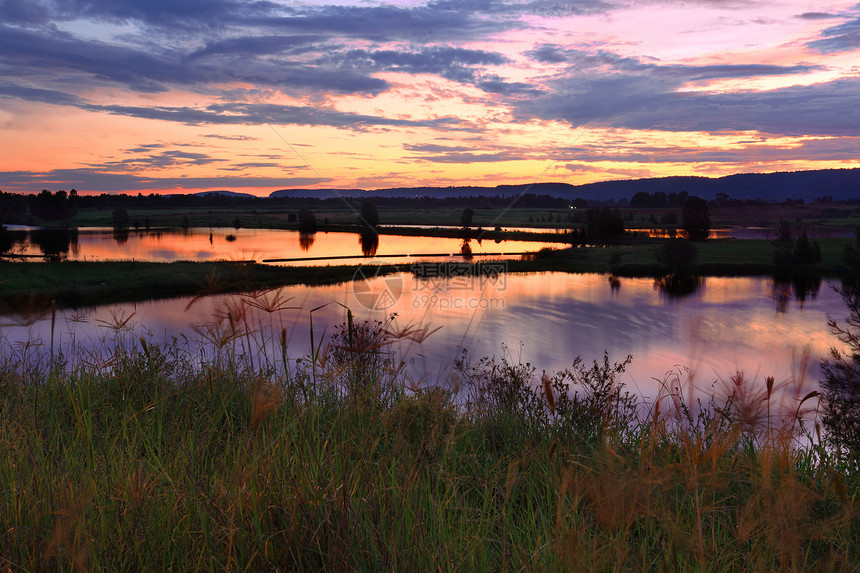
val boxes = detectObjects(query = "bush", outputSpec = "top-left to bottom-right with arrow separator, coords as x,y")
655,238 -> 697,273
681,196 -> 710,241
820,282 -> 860,468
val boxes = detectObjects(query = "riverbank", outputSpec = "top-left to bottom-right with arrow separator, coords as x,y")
1,237 -> 854,310
0,261 -> 400,312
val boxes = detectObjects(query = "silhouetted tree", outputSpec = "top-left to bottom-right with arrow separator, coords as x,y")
656,238 -> 698,273
821,282 -> 860,468
794,229 -> 822,265
460,207 -> 474,228
112,207 -> 130,229
360,199 -> 379,228
843,226 -> 860,272
773,222 -> 822,266
585,207 -> 625,244
298,206 -> 317,233
682,196 -> 710,241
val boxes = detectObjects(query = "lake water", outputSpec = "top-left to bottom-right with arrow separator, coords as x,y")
1,271 -> 849,412
0,227 -> 567,264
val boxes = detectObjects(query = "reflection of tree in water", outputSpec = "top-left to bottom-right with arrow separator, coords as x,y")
113,227 -> 130,244
299,232 -> 316,252
0,227 -> 16,254
31,228 -> 79,261
359,231 -> 378,257
655,274 -> 702,299
460,238 -> 473,261
771,275 -> 822,313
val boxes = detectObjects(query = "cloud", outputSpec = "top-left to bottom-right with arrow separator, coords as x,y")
808,11 -> 860,53
326,46 -> 509,83
0,24 -> 391,95
83,101 -> 465,129
525,44 -> 822,80
104,150 -> 227,170
0,82 -> 84,106
202,134 -> 259,141
797,12 -> 840,20
516,68 -> 860,136
560,136 -> 860,164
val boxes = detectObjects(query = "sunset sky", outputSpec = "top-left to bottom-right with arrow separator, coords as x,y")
1,0 -> 859,196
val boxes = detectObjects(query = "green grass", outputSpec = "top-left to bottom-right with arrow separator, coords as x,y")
0,311 -> 856,570
0,261 -> 400,311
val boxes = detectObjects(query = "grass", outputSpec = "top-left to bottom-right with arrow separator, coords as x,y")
0,302 -> 858,570
0,261 -> 400,311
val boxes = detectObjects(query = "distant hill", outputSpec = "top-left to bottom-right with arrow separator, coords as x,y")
190,190 -> 257,199
270,168 -> 860,202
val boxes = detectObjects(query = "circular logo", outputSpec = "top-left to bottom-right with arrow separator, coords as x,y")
351,266 -> 404,311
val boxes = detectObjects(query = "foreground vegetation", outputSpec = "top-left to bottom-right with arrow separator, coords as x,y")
1,308 -> 858,571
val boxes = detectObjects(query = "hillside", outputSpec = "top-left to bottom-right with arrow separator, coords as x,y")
270,168 -> 860,202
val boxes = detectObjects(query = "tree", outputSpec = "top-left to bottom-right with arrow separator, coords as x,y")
359,199 -> 379,228
793,229 -> 822,265
843,226 -> 860,272
773,220 -> 794,265
298,206 -> 317,233
112,207 -> 130,229
682,196 -> 710,241
656,238 -> 698,273
585,207 -> 625,244
821,283 -> 860,468
460,207 -> 474,228
773,222 -> 822,267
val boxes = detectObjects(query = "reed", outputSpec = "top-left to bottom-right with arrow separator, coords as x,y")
0,298 -> 857,571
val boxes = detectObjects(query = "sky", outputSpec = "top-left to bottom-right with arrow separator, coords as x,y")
1,0 -> 859,196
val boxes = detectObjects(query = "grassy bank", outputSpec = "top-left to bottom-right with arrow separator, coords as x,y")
0,261 -> 398,312
0,317 -> 855,570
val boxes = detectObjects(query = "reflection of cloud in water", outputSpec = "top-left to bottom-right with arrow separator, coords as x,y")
1,273 -> 847,406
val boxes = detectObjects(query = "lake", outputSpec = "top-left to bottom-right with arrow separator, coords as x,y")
1,270 -> 849,412
0,227 -> 567,264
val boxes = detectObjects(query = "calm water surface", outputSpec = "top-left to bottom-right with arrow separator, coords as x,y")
1,272 -> 848,406
2,227 -> 566,264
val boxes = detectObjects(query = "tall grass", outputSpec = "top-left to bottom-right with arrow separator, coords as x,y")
0,296 -> 857,570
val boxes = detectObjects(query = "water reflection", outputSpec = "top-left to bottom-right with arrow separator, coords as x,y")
772,275 -> 822,313
460,239 -> 473,261
0,227 -> 570,263
655,274 -> 703,299
30,228 -> 79,261
113,227 -> 129,245
359,231 -> 379,257
298,232 -> 316,252
1,273 -> 847,405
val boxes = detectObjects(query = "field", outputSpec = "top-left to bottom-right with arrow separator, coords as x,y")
36,200 -> 860,233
